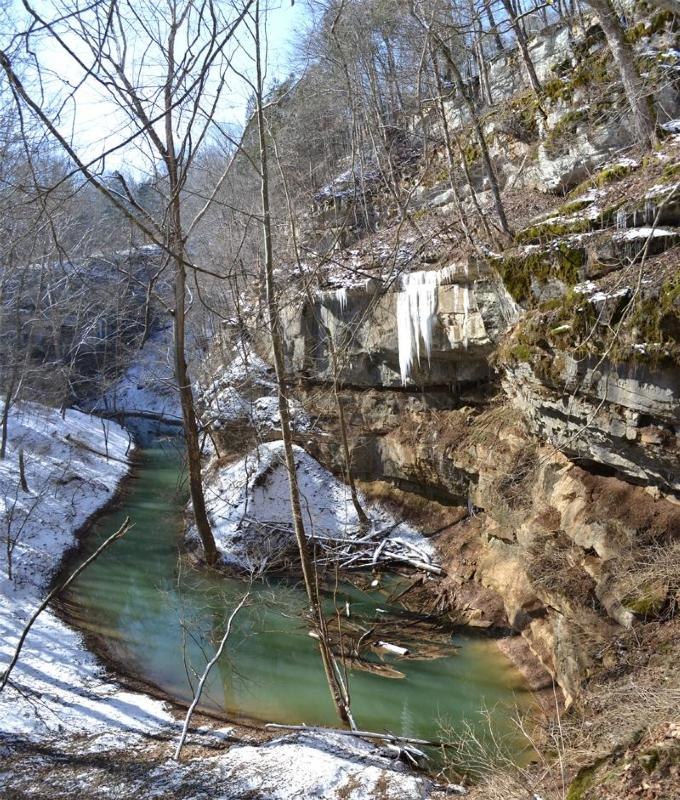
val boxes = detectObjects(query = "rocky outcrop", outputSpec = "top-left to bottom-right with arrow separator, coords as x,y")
207,4 -> 680,724
275,259 -> 519,391
299,385 -> 679,704
503,358 -> 680,494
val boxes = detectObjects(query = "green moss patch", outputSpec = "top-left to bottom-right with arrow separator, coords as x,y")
516,215 -> 595,244
547,198 -> 596,217
493,243 -> 586,305
566,161 -> 639,201
566,762 -> 598,800
495,91 -> 540,144
662,162 -> 680,181
623,585 -> 668,618
593,162 -> 639,186
626,7 -> 676,43
626,272 -> 680,365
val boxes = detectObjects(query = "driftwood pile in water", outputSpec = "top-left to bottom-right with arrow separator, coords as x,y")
315,606 -> 460,680
241,516 -> 443,576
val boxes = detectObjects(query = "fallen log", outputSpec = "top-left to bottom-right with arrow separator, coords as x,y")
263,722 -> 451,749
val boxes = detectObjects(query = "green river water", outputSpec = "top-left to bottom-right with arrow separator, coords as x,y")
60,435 -> 533,758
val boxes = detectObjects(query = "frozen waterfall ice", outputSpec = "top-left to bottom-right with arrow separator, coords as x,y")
397,270 -> 442,385
334,287 -> 348,312
396,265 -> 470,384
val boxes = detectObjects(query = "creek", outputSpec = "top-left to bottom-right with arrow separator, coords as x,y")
59,432 -> 532,761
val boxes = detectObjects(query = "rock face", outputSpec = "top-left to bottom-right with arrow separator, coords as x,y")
504,358 -> 680,494
276,259 -> 519,391
207,4 -> 680,725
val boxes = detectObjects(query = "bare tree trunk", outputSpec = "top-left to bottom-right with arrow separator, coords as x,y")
484,0 -> 505,52
268,120 -> 369,527
253,0 -> 353,727
475,34 -> 493,107
0,385 -> 11,460
587,0 -> 657,149
164,16 -> 218,567
18,448 -> 28,493
412,7 -> 512,237
328,336 -> 369,526
442,49 -> 511,236
430,49 -> 475,245
500,0 -> 546,116
172,250 -> 217,565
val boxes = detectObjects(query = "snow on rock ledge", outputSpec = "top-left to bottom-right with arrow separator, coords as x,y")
197,441 -> 435,572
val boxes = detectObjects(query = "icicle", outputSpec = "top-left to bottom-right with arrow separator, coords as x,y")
644,200 -> 656,225
335,287 -> 348,312
320,304 -> 332,339
396,270 -> 440,385
438,264 -> 457,284
462,286 -> 470,350
616,209 -> 627,230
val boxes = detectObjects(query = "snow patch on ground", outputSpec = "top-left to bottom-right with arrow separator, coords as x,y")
645,182 -> 679,200
198,441 -> 434,572
218,732 -> 430,799
0,402 -> 174,740
204,385 -> 312,434
2,730 -> 434,799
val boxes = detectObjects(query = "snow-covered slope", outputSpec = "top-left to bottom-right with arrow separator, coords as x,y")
0,402 -> 174,739
199,441 -> 435,572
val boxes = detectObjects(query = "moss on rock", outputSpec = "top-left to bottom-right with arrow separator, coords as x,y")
494,243 -> 585,305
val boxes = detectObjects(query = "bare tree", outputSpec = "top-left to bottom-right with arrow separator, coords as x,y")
0,0 -> 260,563
411,0 -> 512,236
586,0 -> 657,149
251,0 -> 354,726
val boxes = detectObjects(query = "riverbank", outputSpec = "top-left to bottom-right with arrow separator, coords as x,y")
0,403 -> 177,741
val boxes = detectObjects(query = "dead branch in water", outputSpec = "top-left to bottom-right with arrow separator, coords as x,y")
239,516 -> 443,577
264,721 -> 452,749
